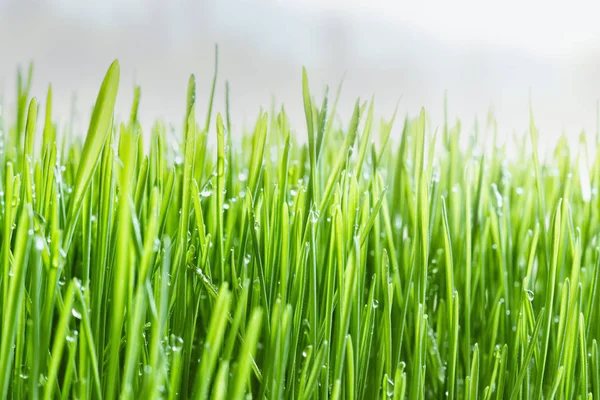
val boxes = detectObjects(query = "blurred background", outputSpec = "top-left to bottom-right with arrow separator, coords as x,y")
1,0 -> 600,145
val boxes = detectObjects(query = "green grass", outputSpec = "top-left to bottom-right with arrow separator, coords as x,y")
1,52 -> 600,399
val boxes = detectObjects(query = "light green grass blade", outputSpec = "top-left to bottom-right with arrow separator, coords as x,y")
65,60 -> 120,251
0,206 -> 32,399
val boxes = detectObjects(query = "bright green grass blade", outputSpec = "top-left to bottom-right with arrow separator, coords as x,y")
510,307 -> 545,399
216,113 -> 226,280
65,60 -> 120,250
211,361 -> 229,400
302,67 -> 315,173
535,201 -> 563,398
183,74 -> 195,141
129,85 -> 141,127
354,95 -> 374,179
143,237 -> 172,399
193,284 -> 232,400
0,206 -> 32,399
105,126 -> 135,400
42,84 -> 53,147
1,162 -> 15,312
23,97 -> 37,166
469,343 -> 480,400
230,309 -> 263,400
43,280 -> 76,400
73,282 -> 102,398
318,99 -> 360,215
203,44 -> 219,134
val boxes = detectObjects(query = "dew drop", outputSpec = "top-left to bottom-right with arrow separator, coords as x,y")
386,376 -> 394,397
310,211 -> 319,224
71,307 -> 82,320
525,290 -> 534,301
66,330 -> 79,343
19,366 -> 29,380
170,335 -> 183,352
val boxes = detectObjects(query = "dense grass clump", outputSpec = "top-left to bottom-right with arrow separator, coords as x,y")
1,55 -> 600,399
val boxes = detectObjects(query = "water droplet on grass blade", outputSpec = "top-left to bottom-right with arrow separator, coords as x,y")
525,290 -> 534,301
72,307 -> 82,319
386,376 -> 395,397
66,330 -> 79,343
310,210 -> 319,223
170,335 -> 183,352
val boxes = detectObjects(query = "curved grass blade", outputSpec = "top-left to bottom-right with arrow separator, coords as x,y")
65,60 -> 120,250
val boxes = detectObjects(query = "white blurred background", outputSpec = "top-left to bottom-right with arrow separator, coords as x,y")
1,0 -> 600,144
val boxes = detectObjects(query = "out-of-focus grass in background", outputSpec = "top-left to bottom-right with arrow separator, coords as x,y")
1,0 -> 600,144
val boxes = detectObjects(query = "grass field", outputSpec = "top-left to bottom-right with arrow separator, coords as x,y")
1,55 -> 599,399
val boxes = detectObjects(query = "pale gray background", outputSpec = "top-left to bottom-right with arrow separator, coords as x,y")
1,0 -> 600,146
